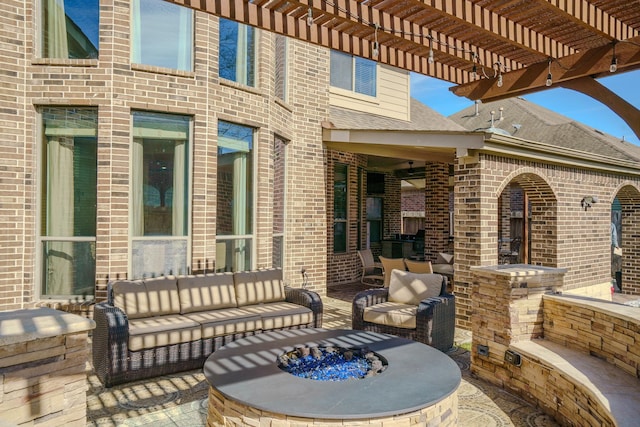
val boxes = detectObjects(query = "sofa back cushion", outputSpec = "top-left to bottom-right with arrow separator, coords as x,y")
143,277 -> 181,316
388,270 -> 442,305
234,269 -> 285,307
177,273 -> 237,314
112,280 -> 151,319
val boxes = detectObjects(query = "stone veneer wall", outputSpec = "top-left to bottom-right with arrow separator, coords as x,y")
0,308 -> 95,426
207,386 -> 458,426
470,265 -> 566,379
0,0 -> 329,309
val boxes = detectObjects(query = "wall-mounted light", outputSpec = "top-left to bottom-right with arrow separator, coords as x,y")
581,196 -> 599,211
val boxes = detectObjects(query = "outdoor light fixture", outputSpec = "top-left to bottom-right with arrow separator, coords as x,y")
546,58 -> 553,86
307,8 -> 314,26
497,73 -> 503,87
428,36 -> 434,64
581,196 -> 599,211
610,42 -> 618,73
372,24 -> 380,58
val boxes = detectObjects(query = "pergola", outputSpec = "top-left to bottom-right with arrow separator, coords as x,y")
168,0 -> 640,139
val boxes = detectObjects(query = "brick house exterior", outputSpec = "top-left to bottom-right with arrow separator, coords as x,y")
2,1 -> 640,333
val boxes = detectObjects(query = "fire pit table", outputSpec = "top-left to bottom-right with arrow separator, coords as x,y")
203,328 -> 461,426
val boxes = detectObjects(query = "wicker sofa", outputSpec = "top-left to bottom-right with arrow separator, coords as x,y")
92,268 -> 323,387
351,270 -> 455,352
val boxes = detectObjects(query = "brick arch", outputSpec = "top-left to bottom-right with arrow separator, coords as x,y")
496,169 -> 558,267
495,167 -> 557,201
612,183 -> 640,295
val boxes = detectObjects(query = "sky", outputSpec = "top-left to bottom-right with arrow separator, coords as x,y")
410,70 -> 640,146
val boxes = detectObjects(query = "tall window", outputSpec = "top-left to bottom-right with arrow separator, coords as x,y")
330,51 -> 377,96
41,0 -> 99,59
219,19 -> 256,86
273,136 -> 287,268
217,121 -> 254,272
131,111 -> 190,279
40,107 -> 97,298
367,197 -> 383,245
334,163 -> 348,253
131,0 -> 193,71
274,35 -> 287,101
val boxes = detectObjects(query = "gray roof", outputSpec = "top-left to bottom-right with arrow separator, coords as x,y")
448,97 -> 640,163
328,98 -> 467,132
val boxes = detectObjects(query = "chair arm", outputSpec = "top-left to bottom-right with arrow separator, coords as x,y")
416,293 -> 456,352
351,288 -> 390,330
285,287 -> 323,328
92,302 -> 130,387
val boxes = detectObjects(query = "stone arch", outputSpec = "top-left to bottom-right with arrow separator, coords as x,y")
495,168 -> 558,267
611,182 -> 640,295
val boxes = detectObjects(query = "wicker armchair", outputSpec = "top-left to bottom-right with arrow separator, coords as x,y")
351,271 -> 455,352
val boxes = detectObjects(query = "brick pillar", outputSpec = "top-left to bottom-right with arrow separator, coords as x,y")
470,265 -> 566,387
424,162 -> 450,261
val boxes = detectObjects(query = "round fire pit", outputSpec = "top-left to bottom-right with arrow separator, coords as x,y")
203,329 -> 461,426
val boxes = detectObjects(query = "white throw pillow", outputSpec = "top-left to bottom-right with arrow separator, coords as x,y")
388,270 -> 442,306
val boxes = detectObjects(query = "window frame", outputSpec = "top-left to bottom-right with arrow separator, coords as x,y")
333,162 -> 349,253
218,18 -> 258,87
37,106 -> 98,300
215,120 -> 257,272
130,0 -> 194,72
330,50 -> 377,97
129,110 -> 193,279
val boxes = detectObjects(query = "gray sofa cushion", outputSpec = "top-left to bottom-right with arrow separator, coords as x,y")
112,280 -> 150,319
184,308 -> 262,338
143,276 -> 181,316
234,269 -> 285,307
363,302 -> 417,329
128,314 -> 202,351
242,302 -> 313,330
177,273 -> 237,314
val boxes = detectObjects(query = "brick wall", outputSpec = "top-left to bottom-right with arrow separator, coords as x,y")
0,1 -> 329,309
453,152 -> 640,329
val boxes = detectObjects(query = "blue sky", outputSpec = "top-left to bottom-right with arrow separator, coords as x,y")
411,70 -> 640,145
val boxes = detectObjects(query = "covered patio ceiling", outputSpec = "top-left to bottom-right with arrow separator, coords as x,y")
168,0 -> 640,139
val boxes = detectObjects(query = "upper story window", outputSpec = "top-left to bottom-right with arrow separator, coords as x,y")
330,51 -> 377,97
41,0 -> 99,59
219,19 -> 256,87
131,0 -> 193,71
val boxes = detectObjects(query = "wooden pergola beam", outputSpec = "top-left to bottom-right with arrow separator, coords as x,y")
559,76 -> 640,142
450,36 -> 640,102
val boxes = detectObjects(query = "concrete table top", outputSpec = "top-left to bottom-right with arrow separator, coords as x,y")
203,328 -> 461,419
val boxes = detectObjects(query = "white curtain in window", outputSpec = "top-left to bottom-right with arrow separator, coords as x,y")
47,0 -> 69,58
131,0 -> 142,63
233,152 -> 247,270
172,141 -> 185,235
46,137 -> 74,294
236,24 -> 248,85
131,138 -> 144,236
177,7 -> 191,71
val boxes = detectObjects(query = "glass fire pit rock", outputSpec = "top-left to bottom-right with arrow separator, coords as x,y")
277,345 -> 387,381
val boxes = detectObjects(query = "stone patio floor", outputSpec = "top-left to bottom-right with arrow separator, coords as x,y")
86,282 -> 640,426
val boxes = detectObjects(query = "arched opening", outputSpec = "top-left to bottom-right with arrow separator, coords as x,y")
612,184 -> 640,295
497,172 -> 557,266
